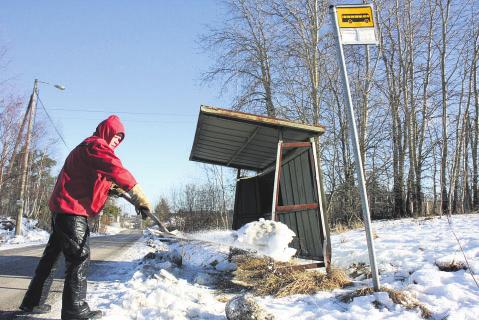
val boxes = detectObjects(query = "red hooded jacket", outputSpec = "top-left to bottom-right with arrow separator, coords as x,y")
49,115 -> 137,217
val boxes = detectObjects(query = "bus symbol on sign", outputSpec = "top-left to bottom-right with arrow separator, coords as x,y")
337,6 -> 374,28
343,14 -> 370,24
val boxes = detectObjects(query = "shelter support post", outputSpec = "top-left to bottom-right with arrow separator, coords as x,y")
310,137 -> 331,272
271,140 -> 283,222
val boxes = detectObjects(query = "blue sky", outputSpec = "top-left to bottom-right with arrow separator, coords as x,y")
0,1 -> 232,207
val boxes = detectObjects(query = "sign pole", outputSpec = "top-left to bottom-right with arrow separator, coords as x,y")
330,5 -> 380,291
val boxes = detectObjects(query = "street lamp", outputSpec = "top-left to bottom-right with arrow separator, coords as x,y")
15,79 -> 65,236
37,80 -> 66,91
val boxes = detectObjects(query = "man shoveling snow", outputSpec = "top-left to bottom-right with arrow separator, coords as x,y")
20,115 -> 154,320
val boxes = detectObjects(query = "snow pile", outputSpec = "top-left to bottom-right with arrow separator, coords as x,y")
85,234 -> 226,320
236,218 -> 296,262
142,227 -> 236,272
189,219 -> 297,262
0,217 -> 50,250
168,240 -> 236,272
101,269 -> 225,319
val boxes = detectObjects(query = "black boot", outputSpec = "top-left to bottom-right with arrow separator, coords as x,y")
62,309 -> 102,320
19,303 -> 52,314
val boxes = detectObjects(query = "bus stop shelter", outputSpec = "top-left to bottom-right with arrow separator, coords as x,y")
190,105 -> 331,268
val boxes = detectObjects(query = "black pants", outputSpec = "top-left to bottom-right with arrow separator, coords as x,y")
21,213 -> 92,318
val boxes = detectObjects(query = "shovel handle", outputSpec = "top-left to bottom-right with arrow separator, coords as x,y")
114,189 -> 172,235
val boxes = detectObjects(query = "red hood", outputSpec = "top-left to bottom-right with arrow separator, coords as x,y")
94,115 -> 125,145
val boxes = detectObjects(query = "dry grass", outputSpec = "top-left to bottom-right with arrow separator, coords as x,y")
435,260 -> 467,272
230,254 -> 352,298
339,287 -> 432,319
332,219 -> 365,233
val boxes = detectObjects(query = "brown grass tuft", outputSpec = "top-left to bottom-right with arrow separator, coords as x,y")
230,254 -> 352,297
332,219 -> 364,233
339,287 -> 432,319
435,260 -> 467,272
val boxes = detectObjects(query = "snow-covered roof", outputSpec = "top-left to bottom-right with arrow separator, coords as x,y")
189,105 -> 325,171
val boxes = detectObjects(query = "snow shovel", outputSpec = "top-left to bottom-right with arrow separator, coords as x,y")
114,189 -> 176,237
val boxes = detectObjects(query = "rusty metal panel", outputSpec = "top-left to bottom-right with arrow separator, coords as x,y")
276,203 -> 319,212
200,106 -> 325,134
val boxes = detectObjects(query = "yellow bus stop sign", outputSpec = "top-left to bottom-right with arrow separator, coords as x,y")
337,6 -> 374,28
334,5 -> 378,45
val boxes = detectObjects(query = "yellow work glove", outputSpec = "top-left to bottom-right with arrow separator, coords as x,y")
128,184 -> 153,220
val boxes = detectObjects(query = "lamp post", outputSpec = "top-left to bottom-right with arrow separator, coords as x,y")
15,79 -> 65,236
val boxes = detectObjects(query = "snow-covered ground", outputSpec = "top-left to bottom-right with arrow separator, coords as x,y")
325,214 -> 479,319
81,214 -> 479,320
0,217 -> 50,251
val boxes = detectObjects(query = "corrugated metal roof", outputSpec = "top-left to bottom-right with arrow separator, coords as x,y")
190,106 -> 325,171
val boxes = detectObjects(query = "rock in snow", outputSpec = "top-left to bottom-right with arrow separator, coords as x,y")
226,294 -> 274,320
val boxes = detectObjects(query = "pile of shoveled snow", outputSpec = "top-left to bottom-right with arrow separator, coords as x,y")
188,218 -> 296,262
0,217 -> 50,250
85,233 -> 227,320
236,218 -> 296,261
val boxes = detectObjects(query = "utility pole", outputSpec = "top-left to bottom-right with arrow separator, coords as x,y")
16,79 -> 38,236
14,79 -> 64,236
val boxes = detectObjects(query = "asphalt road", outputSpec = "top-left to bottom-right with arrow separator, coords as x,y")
0,230 -> 143,319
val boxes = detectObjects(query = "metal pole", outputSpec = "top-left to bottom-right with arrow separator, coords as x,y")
16,79 -> 38,236
330,6 -> 380,290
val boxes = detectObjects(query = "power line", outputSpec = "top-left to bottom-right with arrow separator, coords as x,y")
47,116 -> 195,124
37,96 -> 69,149
47,107 -> 196,117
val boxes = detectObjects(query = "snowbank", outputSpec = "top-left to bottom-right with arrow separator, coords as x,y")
188,219 -> 297,262
0,217 -> 50,250
236,218 -> 296,261
86,232 -> 226,320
